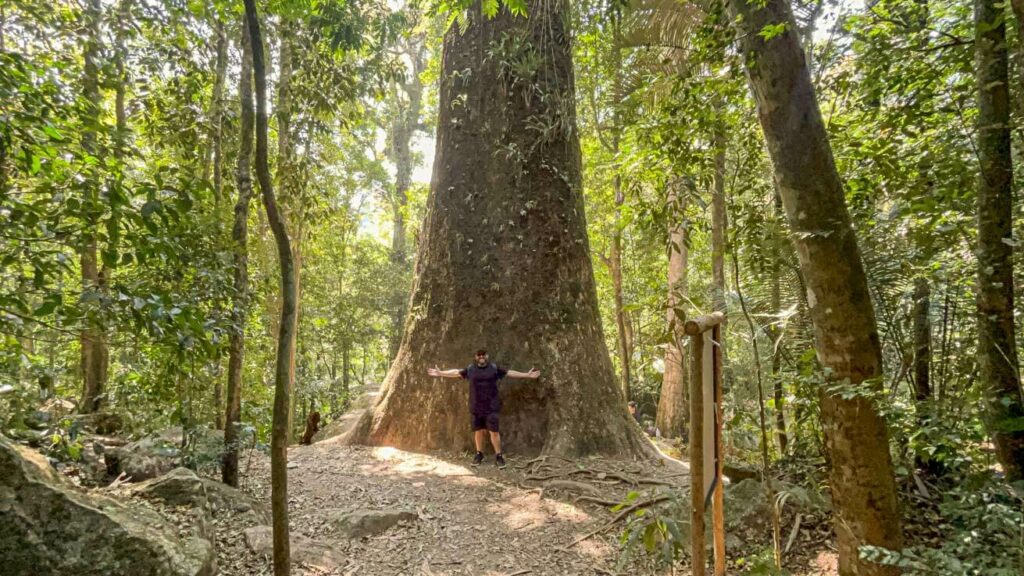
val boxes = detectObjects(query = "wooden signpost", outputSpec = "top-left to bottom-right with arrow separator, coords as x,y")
685,311 -> 725,576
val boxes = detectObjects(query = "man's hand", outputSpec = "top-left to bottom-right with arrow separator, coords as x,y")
428,365 -> 461,378
508,367 -> 541,380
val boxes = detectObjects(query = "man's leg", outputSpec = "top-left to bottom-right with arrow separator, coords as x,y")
475,429 -> 487,452
485,413 -> 506,468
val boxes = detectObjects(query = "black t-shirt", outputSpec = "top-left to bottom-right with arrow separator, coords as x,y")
460,362 -> 508,415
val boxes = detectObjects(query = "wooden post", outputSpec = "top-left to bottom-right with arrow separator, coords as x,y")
712,323 -> 726,576
690,331 -> 706,574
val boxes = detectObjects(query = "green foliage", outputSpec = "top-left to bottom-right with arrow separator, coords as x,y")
862,479 -> 1024,575
615,490 -> 687,570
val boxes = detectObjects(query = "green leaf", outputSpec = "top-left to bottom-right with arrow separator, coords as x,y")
758,22 -> 787,41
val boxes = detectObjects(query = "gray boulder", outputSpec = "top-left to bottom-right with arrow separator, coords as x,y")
0,435 -> 215,576
129,467 -> 208,508
330,508 -> 418,538
244,525 -> 346,570
105,429 -> 182,481
129,467 -> 269,523
106,427 -> 225,482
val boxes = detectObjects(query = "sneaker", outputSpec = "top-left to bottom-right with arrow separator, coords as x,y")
495,453 -> 507,469
472,451 -> 484,466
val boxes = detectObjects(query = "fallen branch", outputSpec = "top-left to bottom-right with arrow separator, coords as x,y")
559,493 -> 672,551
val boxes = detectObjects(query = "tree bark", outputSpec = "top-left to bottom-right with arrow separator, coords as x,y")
79,0 -> 109,414
657,186 -> 688,439
348,0 -> 654,458
244,1 -> 296,573
223,15 -> 254,489
726,0 -> 903,572
975,0 -> 1024,481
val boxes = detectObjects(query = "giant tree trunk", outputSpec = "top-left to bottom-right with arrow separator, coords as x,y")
79,0 -> 109,414
726,0 -> 903,573
348,0 -> 653,458
975,0 -> 1024,481
656,187 -> 688,439
223,16 -> 254,489
244,1 -> 296,573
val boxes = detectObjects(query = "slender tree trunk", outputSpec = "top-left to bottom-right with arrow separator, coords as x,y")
275,26 -> 305,440
388,37 -> 426,358
208,16 -> 228,430
609,24 -> 632,403
975,0 -> 1024,481
611,175 -> 633,402
912,277 -> 931,404
342,342 -> 351,401
711,129 -> 727,316
657,186 -> 688,439
770,190 -> 787,454
79,0 -> 109,414
223,16 -> 254,489
726,0 -> 903,572
244,1 -> 296,573
349,0 -> 654,457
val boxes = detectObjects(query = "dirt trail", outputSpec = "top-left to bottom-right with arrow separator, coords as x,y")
240,440 -> 682,575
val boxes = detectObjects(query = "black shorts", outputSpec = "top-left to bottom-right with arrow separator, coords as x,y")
471,413 -> 500,433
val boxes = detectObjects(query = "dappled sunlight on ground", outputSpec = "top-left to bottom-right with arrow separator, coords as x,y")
359,445 -> 478,479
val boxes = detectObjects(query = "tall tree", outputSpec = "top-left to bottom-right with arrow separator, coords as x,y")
770,189 -> 787,454
349,0 -> 653,457
608,19 -> 634,402
975,0 -> 1024,481
223,15 -> 255,489
78,0 -> 109,414
725,0 -> 904,573
210,14 -> 229,429
386,29 -> 428,359
276,24 -> 303,438
244,0 -> 297,573
656,185 -> 688,439
710,126 -> 726,316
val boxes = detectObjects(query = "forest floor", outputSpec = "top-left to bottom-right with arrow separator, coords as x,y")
210,437 -> 841,576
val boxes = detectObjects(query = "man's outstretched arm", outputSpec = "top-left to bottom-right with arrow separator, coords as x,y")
427,366 -> 463,379
506,368 -> 541,379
